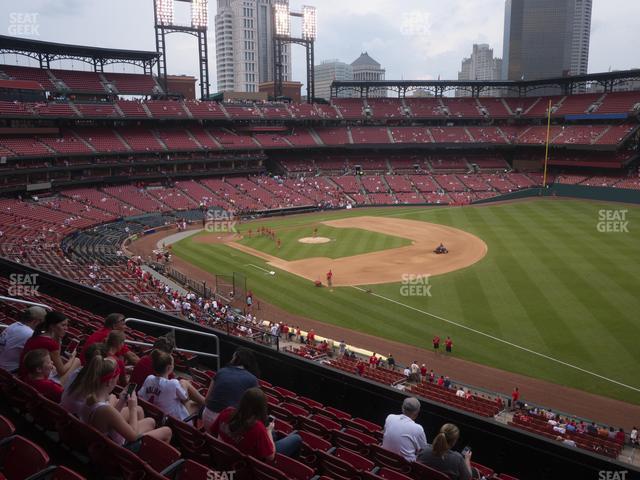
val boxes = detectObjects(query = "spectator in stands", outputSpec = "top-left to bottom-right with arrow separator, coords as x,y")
130,335 -> 175,388
456,387 -> 466,398
555,435 -> 576,448
211,387 -> 301,460
138,350 -> 204,421
19,310 -> 80,385
418,423 -> 477,480
631,426 -> 638,447
106,330 -> 128,386
22,348 -> 63,403
77,355 -> 172,449
0,306 -> 46,372
203,347 -> 259,431
410,361 -> 420,382
61,342 -> 110,416
387,353 -> 395,370
587,422 -> 598,435
511,387 -> 520,410
382,397 -> 428,462
80,313 -> 140,366
615,428 -> 626,444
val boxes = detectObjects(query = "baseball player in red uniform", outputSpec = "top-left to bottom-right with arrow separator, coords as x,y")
326,269 -> 333,288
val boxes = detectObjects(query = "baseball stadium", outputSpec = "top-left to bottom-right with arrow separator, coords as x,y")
0,3 -> 640,479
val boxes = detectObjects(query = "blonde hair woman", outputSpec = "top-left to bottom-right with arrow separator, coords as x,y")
417,423 -> 478,480
76,355 -> 171,450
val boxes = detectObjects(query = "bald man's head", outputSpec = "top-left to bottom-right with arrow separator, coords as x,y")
22,306 -> 47,326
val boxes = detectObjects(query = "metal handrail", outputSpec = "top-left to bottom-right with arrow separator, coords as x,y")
124,317 -> 220,370
0,295 -> 52,310
125,340 -> 220,360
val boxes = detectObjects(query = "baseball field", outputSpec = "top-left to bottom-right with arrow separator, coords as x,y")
171,199 -> 640,405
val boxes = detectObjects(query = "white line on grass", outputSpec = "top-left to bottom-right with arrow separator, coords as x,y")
351,286 -> 640,394
245,264 -> 272,274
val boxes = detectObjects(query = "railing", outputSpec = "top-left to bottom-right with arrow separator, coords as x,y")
0,295 -> 52,310
124,317 -> 221,371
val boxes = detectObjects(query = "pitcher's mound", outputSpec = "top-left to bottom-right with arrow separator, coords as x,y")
299,237 -> 331,244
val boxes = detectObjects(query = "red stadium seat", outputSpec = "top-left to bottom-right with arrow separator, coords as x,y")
0,435 -> 50,480
24,465 -> 86,480
0,417 -> 15,440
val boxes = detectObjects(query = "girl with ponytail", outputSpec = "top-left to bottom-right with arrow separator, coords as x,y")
19,310 -> 80,384
77,355 -> 172,449
417,423 -> 477,480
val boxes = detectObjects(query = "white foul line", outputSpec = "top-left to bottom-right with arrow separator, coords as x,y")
351,286 -> 640,394
245,264 -> 271,274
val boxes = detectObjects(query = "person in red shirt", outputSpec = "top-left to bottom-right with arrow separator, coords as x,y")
369,353 -> 379,368
437,375 -> 445,387
130,336 -> 176,389
511,387 -> 520,410
432,335 -> 440,354
445,336 -> 453,354
420,364 -> 427,382
20,310 -> 79,384
106,330 -> 128,386
80,313 -> 139,366
356,361 -> 366,376
210,387 -> 301,460
326,270 -> 333,288
307,329 -> 316,345
429,369 -> 435,383
22,348 -> 63,403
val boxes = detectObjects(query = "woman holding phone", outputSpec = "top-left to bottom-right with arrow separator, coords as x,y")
76,355 -> 171,450
210,387 -> 301,461
417,423 -> 479,480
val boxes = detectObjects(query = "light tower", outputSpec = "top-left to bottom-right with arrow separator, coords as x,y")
273,3 -> 316,102
153,0 -> 210,99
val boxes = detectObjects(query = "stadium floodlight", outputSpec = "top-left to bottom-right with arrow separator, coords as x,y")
156,0 -> 174,26
302,5 -> 317,40
191,0 -> 208,28
274,3 -> 291,37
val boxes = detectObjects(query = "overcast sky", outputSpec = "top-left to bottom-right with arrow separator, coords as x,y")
1,0 -> 638,91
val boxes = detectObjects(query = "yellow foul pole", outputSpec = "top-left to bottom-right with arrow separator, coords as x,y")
542,99 -> 552,188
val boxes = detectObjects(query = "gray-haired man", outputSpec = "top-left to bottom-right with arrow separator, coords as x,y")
382,396 -> 428,462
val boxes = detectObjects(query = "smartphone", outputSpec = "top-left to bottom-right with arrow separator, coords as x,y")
66,339 -> 79,354
267,415 -> 275,425
461,446 -> 472,456
126,383 -> 137,396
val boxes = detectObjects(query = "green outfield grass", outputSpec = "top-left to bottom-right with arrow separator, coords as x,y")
172,200 -> 640,404
235,223 -> 411,261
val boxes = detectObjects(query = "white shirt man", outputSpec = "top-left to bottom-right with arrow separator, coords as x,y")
382,397 -> 428,462
456,388 -> 466,398
0,306 -> 47,372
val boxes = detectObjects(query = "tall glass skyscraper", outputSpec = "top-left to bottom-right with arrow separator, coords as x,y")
502,0 -> 592,82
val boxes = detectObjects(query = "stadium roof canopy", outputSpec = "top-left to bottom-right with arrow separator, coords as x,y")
331,69 -> 640,98
0,35 -> 159,72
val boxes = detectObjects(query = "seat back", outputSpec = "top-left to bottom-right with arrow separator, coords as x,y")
138,435 -> 182,472
410,461 -> 451,480
247,456 -> 288,480
369,445 -> 411,474
318,450 -> 359,480
204,433 -> 248,473
166,416 -> 209,464
172,459 -> 214,480
107,442 -> 148,480
48,465 -> 87,480
363,468 -> 414,480
0,415 -> 15,439
0,435 -> 50,480
272,453 -> 315,480
29,395 -> 70,433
